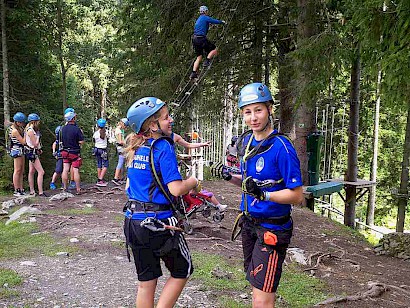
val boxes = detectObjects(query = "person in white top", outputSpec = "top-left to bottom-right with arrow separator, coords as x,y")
93,118 -> 109,187
24,113 -> 46,197
112,118 -> 129,185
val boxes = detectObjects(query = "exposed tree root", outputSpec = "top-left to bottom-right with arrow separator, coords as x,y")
315,281 -> 410,306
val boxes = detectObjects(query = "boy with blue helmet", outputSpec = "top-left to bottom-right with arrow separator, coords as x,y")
190,5 -> 225,79
93,118 -> 109,186
219,82 -> 303,307
9,112 -> 27,196
123,97 -> 200,308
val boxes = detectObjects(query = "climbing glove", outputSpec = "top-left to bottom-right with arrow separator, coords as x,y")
210,162 -> 232,181
242,176 -> 266,201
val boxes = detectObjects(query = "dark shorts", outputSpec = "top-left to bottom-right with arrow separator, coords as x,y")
242,218 -> 292,293
61,151 -> 82,169
94,148 -> 109,168
55,158 -> 63,174
192,36 -> 216,56
124,216 -> 193,281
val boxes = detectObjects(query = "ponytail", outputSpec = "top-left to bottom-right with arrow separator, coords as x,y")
125,133 -> 146,166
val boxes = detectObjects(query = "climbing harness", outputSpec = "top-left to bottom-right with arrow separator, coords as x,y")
140,217 -> 184,232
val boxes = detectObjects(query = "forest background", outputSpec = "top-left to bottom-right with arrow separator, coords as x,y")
0,0 -> 409,231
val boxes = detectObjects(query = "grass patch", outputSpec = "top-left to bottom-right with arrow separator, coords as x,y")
277,263 -> 328,307
0,221 -> 75,259
0,268 -> 23,299
192,252 -> 248,291
45,207 -> 98,216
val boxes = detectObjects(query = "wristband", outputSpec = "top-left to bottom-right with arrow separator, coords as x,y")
263,191 -> 271,201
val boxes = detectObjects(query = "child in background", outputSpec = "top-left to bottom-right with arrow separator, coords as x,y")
9,112 -> 26,196
112,118 -> 128,185
93,118 -> 109,187
50,126 -> 63,190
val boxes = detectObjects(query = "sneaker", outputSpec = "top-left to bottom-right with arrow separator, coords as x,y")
96,180 -> 108,187
13,190 -> 23,197
217,204 -> 228,211
111,179 -> 121,186
203,58 -> 212,67
29,192 -> 36,197
68,181 -> 76,190
38,192 -> 48,197
50,183 -> 57,190
189,71 -> 198,79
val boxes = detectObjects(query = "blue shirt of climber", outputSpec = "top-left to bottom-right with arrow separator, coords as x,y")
127,138 -> 181,205
240,131 -> 303,219
194,15 -> 223,36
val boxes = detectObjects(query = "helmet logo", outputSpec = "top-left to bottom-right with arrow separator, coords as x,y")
242,94 -> 258,102
155,99 -> 164,105
258,85 -> 265,97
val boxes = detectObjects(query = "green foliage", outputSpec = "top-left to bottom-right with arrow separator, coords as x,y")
0,221 -> 74,259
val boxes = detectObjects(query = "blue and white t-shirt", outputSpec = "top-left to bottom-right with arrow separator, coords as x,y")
126,138 -> 182,205
240,131 -> 303,218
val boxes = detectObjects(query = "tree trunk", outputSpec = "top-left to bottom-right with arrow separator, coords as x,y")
1,0 -> 10,127
294,0 -> 318,184
344,48 -> 361,228
57,0 -> 67,111
101,88 -> 107,118
253,0 -> 264,81
396,99 -> 410,232
367,68 -> 382,226
277,1 -> 296,138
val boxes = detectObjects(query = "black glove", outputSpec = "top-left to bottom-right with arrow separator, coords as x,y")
242,176 -> 265,200
210,162 -> 232,181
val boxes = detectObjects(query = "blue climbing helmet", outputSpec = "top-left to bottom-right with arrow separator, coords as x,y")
97,118 -> 107,128
55,125 -> 62,135
121,118 -> 129,127
64,111 -> 76,122
199,5 -> 208,14
64,107 -> 74,115
13,112 -> 26,123
27,113 -> 40,122
127,97 -> 165,133
238,82 -> 273,109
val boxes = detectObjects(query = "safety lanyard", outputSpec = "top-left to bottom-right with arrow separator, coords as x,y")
242,134 -> 255,215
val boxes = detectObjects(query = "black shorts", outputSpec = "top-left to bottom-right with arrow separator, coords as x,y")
242,218 -> 292,293
192,36 -> 216,56
124,216 -> 194,281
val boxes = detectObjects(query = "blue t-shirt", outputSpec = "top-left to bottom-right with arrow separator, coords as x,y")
240,131 -> 303,218
61,123 -> 84,154
194,15 -> 223,36
126,138 -> 182,205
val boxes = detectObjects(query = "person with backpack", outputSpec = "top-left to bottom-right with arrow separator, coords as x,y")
190,5 -> 225,79
24,113 -> 46,197
215,83 -> 303,307
112,118 -> 129,185
123,96 -> 200,308
8,112 -> 27,196
49,125 -> 63,190
93,118 -> 109,187
61,111 -> 84,194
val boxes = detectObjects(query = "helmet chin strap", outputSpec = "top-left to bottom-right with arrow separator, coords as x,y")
152,120 -> 167,137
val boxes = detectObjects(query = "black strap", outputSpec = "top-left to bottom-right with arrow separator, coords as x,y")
244,214 -> 291,226
125,200 -> 171,212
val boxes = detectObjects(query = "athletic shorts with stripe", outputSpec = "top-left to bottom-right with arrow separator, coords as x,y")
242,219 -> 292,293
124,216 -> 194,281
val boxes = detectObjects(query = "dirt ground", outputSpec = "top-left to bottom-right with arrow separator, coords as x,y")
2,180 -> 410,307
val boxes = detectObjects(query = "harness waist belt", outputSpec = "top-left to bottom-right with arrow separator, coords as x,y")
245,214 -> 291,225
193,35 -> 205,38
126,200 -> 171,212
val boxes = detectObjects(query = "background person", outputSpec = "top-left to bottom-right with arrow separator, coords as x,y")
112,118 -> 128,185
50,126 -> 63,190
190,5 -> 225,79
93,118 -> 109,187
226,135 -> 239,167
9,112 -> 26,196
24,113 -> 46,197
219,83 -> 303,308
124,97 -> 200,308
61,111 -> 84,194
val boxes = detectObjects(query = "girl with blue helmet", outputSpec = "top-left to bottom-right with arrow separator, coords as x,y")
222,83 -> 303,307
24,113 -> 47,197
112,118 -> 129,185
93,118 -> 109,186
123,97 -> 200,307
9,112 -> 27,196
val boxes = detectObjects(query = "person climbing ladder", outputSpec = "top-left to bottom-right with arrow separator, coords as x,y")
190,5 -> 225,80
